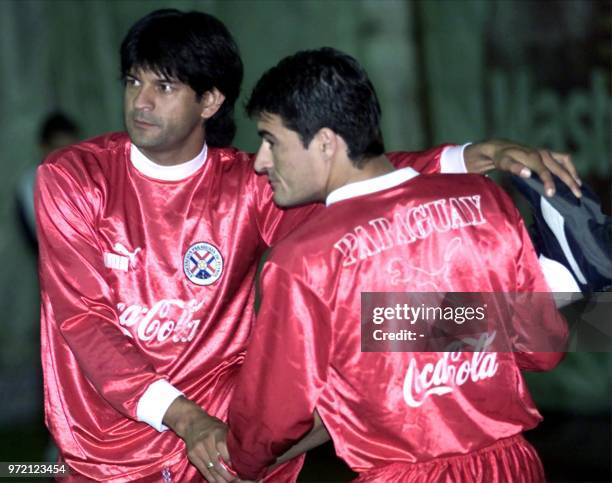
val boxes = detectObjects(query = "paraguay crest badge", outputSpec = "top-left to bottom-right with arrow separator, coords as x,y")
183,242 -> 223,286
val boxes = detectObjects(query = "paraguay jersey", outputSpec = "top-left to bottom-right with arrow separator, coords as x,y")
35,132 -> 448,480
227,167 -> 568,480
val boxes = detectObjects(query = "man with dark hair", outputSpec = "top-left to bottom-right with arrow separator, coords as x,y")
222,48 -> 595,481
39,111 -> 81,151
120,9 -> 242,148
16,111 -> 80,247
35,9 -> 585,483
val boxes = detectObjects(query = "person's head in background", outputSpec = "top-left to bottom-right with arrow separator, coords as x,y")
246,47 -> 387,208
120,9 -> 243,164
15,111 -> 80,248
39,111 -> 81,158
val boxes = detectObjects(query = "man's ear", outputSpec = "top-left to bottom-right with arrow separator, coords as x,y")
316,128 -> 338,160
200,88 -> 226,120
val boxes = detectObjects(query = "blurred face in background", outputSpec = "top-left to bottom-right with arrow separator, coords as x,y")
40,132 -> 79,157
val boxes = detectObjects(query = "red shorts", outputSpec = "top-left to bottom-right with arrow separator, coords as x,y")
139,453 -> 305,482
61,453 -> 304,482
354,434 -> 545,483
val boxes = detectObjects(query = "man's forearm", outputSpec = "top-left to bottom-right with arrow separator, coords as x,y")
162,396 -> 210,438
463,141 -> 498,174
463,139 -> 582,197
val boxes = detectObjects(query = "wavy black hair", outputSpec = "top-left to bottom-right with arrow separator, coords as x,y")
247,47 -> 384,167
121,9 -> 243,147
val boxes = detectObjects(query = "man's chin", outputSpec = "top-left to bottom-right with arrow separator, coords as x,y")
272,194 -> 292,208
127,130 -> 162,150
273,194 -> 308,209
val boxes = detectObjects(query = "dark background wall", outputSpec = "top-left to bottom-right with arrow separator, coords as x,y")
0,1 -> 609,481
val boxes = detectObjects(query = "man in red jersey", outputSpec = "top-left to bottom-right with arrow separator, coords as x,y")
35,9 -> 580,483
225,48 -> 568,482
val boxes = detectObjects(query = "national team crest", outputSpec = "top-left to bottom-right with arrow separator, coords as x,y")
183,242 -> 223,286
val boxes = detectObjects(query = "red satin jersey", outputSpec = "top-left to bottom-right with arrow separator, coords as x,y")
35,132 -> 446,480
227,168 -> 567,480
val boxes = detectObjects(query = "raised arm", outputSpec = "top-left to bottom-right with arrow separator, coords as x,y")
388,140 -> 582,199
464,139 -> 581,197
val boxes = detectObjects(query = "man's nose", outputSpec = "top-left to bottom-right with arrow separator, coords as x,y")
133,84 -> 155,111
253,142 -> 273,173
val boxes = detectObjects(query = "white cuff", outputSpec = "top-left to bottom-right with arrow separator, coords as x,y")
136,379 -> 184,432
440,143 -> 470,174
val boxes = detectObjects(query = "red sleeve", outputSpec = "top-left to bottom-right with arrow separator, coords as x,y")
511,212 -> 568,371
489,183 -> 569,371
36,160 -> 163,419
227,261 -> 331,480
387,144 -> 451,174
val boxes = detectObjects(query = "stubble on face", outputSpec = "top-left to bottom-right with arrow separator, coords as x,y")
256,114 -> 328,208
123,69 -> 207,163
124,107 -> 165,149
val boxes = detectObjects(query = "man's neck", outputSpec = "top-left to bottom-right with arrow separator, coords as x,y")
326,154 -> 394,195
130,142 -> 208,181
139,142 -> 205,166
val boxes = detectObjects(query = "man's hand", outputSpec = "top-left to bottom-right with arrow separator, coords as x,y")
464,139 -> 582,198
163,396 -> 236,483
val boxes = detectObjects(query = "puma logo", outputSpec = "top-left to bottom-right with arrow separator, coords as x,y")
103,243 -> 142,272
113,243 -> 142,267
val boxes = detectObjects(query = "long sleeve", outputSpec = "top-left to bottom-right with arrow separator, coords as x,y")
36,160 -> 166,420
227,262 -> 332,481
503,192 -> 569,371
388,143 -> 458,174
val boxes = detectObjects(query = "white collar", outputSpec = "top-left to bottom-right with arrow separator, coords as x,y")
326,167 -> 420,206
130,142 -> 208,181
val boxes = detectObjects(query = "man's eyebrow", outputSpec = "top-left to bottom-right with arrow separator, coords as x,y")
154,75 -> 177,84
124,70 -> 177,83
257,129 -> 274,139
146,69 -> 178,83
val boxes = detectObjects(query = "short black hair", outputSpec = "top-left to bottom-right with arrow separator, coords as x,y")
39,111 -> 80,145
120,9 -> 243,147
246,47 -> 385,167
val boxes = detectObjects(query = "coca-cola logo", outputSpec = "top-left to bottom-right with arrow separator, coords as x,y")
116,299 -> 204,343
403,332 -> 499,408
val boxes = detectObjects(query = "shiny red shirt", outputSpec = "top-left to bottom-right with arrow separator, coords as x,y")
35,133 -> 446,480
227,168 -> 567,480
